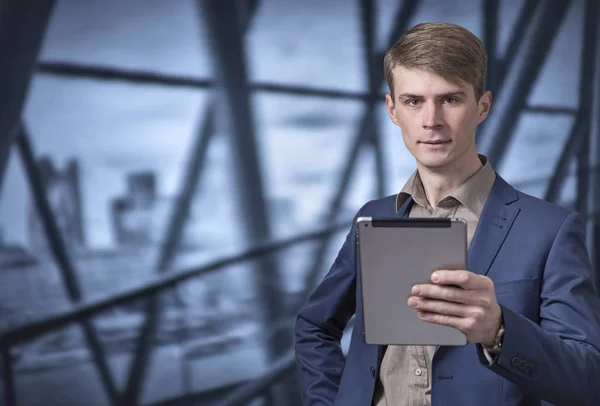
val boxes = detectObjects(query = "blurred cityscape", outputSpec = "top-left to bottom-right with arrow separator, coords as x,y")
0,148 -> 355,404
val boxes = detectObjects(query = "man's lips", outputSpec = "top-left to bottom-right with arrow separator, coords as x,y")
419,140 -> 451,144
419,139 -> 451,150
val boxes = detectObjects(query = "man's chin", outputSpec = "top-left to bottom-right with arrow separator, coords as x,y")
415,155 -> 452,169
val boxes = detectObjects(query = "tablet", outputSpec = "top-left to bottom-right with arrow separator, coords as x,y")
357,217 -> 468,346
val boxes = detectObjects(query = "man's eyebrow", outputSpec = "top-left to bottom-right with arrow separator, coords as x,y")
398,93 -> 423,99
398,91 -> 466,99
439,91 -> 466,98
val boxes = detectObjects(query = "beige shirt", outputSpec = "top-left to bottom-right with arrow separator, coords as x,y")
372,155 -> 496,406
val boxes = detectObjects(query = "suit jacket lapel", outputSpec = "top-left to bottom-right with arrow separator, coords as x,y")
467,175 -> 520,276
397,193 -> 414,217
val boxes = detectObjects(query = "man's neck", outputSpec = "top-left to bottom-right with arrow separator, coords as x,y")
417,151 -> 483,209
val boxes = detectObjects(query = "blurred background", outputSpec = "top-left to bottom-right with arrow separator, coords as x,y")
0,0 -> 599,405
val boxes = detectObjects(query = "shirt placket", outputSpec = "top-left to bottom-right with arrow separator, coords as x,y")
408,345 -> 429,405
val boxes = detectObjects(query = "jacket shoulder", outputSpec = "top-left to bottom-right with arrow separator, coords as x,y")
359,194 -> 401,217
508,187 -> 583,241
513,188 -> 573,222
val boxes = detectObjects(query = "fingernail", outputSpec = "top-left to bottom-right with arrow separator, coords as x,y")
431,272 -> 439,282
408,297 -> 417,307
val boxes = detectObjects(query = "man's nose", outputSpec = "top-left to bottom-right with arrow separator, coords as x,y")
422,103 -> 443,129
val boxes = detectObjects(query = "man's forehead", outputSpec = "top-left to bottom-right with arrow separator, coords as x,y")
392,66 -> 471,94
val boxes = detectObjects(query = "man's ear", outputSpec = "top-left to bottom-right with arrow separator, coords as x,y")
478,90 -> 492,123
386,94 -> 400,127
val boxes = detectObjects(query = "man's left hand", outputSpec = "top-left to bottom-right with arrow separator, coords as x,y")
407,270 -> 503,347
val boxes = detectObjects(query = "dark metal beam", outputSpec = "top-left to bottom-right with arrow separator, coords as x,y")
160,101 -> 215,394
361,0 -> 386,198
299,0 -> 419,308
575,0 -> 599,216
2,348 -> 15,406
159,106 -> 214,272
584,0 -> 600,287
119,1 -> 261,404
35,61 -> 214,87
544,117 -> 588,203
477,0 -> 572,169
546,0 -> 598,205
476,0 -> 539,143
483,0 -> 499,92
0,0 -> 55,195
576,152 -> 589,214
197,3 -> 295,404
199,0 -> 282,350
524,105 -> 578,115
494,0 -> 539,92
36,61 -> 381,101
298,105 -> 366,302
16,127 -> 119,404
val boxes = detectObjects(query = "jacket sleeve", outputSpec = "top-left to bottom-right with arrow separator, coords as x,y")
294,203 -> 367,405
477,212 -> 600,406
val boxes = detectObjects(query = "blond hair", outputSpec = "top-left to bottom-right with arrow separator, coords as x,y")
383,22 -> 487,101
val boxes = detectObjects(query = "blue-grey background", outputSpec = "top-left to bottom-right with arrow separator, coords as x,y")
0,0 -> 599,405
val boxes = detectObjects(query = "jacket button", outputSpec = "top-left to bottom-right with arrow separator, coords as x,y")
370,366 -> 376,378
511,357 -> 520,367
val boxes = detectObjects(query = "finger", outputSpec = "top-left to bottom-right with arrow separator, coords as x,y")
411,284 -> 475,304
408,297 -> 470,317
417,311 -> 464,331
431,270 -> 490,290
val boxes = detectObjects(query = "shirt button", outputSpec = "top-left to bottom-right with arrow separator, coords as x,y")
415,368 -> 423,376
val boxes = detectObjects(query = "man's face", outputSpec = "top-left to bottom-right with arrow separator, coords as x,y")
385,66 -> 491,170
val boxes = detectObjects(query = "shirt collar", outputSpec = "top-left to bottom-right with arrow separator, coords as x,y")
395,154 -> 496,218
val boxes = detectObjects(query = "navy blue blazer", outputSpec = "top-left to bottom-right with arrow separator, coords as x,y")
295,174 -> 600,405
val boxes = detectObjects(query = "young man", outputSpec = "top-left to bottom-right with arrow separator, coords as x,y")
295,22 -> 600,406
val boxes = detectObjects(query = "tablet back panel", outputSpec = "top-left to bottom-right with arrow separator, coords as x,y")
357,217 -> 468,346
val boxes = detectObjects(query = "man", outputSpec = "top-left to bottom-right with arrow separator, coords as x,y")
294,22 -> 600,406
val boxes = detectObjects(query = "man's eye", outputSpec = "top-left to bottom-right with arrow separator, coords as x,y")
445,97 -> 457,104
405,99 -> 421,106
